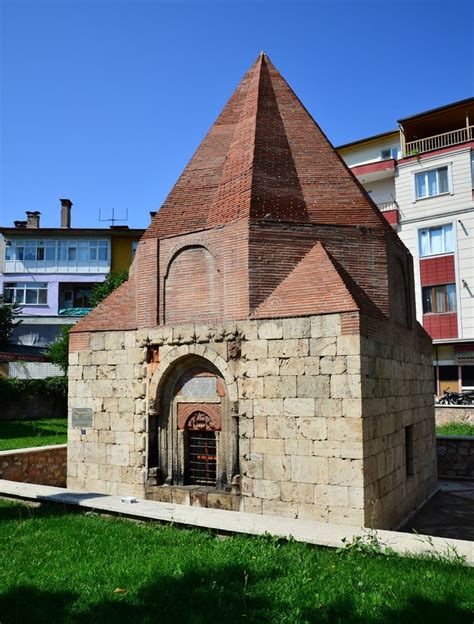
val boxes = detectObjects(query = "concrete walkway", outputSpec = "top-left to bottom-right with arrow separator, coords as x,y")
1,479 -> 473,566
403,480 -> 474,541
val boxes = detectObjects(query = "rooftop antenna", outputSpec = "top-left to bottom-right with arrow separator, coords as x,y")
99,207 -> 128,226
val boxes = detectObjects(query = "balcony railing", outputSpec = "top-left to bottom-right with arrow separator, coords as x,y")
376,201 -> 398,212
404,125 -> 474,157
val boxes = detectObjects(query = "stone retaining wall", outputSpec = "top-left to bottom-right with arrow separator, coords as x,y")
435,406 -> 474,427
0,444 -> 67,486
437,436 -> 474,479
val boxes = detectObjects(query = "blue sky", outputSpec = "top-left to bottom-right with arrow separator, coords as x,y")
1,0 -> 473,229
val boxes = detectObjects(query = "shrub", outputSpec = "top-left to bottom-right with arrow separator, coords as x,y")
0,376 -> 68,406
46,326 -> 70,373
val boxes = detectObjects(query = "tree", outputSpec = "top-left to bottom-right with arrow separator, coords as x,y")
46,325 -> 70,373
89,269 -> 129,308
46,269 -> 129,373
0,296 -> 22,348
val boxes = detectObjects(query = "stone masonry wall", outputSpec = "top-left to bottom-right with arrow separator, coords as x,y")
68,331 -> 148,497
68,312 -> 437,529
68,313 -> 367,522
437,436 -> 474,479
0,444 -> 67,487
360,329 -> 437,529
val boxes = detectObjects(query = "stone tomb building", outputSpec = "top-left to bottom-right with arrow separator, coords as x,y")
68,54 -> 437,529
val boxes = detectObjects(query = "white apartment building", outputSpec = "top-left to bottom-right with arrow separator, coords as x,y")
338,97 -> 474,395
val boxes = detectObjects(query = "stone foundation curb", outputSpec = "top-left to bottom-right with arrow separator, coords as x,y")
1,479 -> 472,567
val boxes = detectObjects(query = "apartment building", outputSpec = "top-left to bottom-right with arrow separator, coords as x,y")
0,199 -> 144,358
338,97 -> 474,395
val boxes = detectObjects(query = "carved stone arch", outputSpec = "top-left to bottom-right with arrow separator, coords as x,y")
149,344 -> 237,406
147,349 -> 239,490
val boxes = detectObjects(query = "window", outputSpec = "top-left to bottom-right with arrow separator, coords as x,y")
381,147 -> 397,160
185,418 -> 217,486
98,241 -> 108,261
419,224 -> 453,256
415,166 -> 450,199
58,283 -> 95,310
4,239 -> 110,268
131,240 -> 138,259
3,282 -> 48,305
422,284 -> 456,314
461,365 -> 474,390
405,425 -> 414,477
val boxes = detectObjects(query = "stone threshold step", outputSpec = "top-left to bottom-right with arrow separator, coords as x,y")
0,479 -> 473,566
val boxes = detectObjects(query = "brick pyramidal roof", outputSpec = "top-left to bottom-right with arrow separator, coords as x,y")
73,53 -> 410,333
145,52 -> 387,238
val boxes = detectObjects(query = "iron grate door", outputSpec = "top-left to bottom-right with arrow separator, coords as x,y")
186,430 -> 217,486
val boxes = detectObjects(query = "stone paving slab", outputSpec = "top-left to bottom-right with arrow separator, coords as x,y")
403,480 -> 474,541
1,479 -> 473,566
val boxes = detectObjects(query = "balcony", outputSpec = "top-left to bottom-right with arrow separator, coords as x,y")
375,201 -> 399,227
58,307 -> 92,317
376,200 -> 398,212
404,125 -> 474,157
58,282 -> 96,318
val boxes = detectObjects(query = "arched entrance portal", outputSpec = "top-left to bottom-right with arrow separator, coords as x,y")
149,355 -> 238,491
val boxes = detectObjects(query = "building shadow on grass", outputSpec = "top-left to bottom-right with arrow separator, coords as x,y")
1,575 -> 471,624
0,420 -> 66,441
0,499 -> 105,523
0,502 -> 472,624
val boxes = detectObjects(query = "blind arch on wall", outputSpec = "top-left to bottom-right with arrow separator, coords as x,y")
164,245 -> 221,324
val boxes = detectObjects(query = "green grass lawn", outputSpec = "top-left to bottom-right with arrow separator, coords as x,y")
0,419 -> 67,451
0,499 -> 473,624
436,421 -> 474,437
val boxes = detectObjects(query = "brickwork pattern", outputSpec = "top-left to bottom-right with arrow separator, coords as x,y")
158,220 -> 249,324
164,246 -> 221,324
70,53 -> 409,336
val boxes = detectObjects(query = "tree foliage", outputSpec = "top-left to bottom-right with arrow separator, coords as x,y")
46,325 -> 71,373
46,270 -> 129,373
0,296 -> 22,347
89,269 -> 129,308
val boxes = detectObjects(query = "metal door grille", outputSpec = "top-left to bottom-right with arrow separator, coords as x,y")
186,431 -> 216,486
